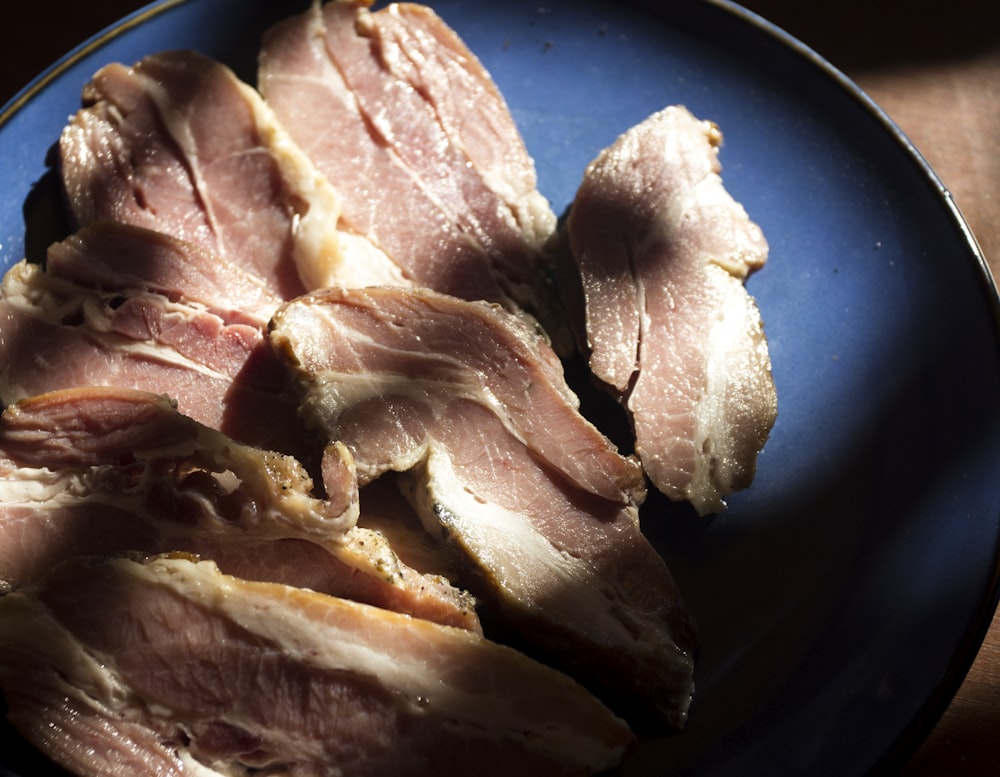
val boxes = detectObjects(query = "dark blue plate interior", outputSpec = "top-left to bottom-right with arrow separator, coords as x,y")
2,1 -> 999,775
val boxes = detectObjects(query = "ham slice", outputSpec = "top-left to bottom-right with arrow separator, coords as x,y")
59,49 -> 400,297
0,259 -> 304,457
0,554 -> 632,777
46,222 -> 283,329
258,0 -> 566,343
0,387 -> 356,539
269,286 -> 696,728
559,106 -> 777,515
0,386 -> 477,631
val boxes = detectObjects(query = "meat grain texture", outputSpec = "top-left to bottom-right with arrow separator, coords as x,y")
0,0 -> 779,775
559,105 -> 777,515
269,286 -> 697,728
0,555 -> 632,777
258,0 -> 569,346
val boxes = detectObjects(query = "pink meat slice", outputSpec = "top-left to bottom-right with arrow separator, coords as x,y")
269,287 -> 696,728
0,386 -> 354,584
59,50 -> 395,298
0,386 -> 478,631
561,105 -> 777,515
46,222 -> 283,328
0,259 -> 304,457
0,554 -> 633,777
271,286 -> 644,501
258,0 -> 563,338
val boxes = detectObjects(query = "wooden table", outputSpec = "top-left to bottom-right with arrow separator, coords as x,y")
3,1 -> 999,774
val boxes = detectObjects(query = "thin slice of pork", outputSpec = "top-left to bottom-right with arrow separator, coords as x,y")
0,554 -> 633,777
59,49 -> 400,297
560,105 -> 777,515
46,222 -> 283,329
259,0 -> 565,342
270,286 -> 696,728
0,387 -> 477,631
0,259 -> 304,456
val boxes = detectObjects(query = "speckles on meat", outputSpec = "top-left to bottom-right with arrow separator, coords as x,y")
0,386 -> 478,631
269,287 -> 696,729
58,49 -> 398,298
0,554 -> 633,776
560,106 -> 777,515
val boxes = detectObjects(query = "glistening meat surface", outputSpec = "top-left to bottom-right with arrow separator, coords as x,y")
269,286 -> 696,728
560,105 -> 777,515
0,554 -> 632,777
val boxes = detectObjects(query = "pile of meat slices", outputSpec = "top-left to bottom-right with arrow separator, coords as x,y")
0,1 -> 778,775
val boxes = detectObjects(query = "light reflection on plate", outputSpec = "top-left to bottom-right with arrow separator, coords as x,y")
1,1 -> 999,775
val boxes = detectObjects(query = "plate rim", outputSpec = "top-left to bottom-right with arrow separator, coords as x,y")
701,1 -> 1000,769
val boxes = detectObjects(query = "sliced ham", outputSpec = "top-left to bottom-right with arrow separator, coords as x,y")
0,554 -> 633,777
0,386 -> 477,631
271,286 -> 644,500
0,386 -> 357,537
59,49 -> 400,297
0,385 -> 356,589
46,222 -> 283,328
258,0 -> 565,342
269,286 -> 696,728
560,105 -> 777,515
0,259 -> 305,456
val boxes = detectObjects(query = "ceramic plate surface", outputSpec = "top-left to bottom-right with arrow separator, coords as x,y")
2,1 -> 999,775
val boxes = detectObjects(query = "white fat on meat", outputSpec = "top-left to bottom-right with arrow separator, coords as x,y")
269,287 -> 696,729
59,49 -> 402,298
46,222 -> 284,329
562,105 -> 777,515
271,287 -> 644,501
0,386 -> 478,631
0,258 -> 306,457
259,0 -> 567,346
0,554 -> 633,777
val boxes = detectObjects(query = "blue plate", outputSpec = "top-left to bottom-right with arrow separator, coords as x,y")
2,1 -> 999,775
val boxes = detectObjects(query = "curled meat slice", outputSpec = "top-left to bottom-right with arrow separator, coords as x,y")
270,287 -> 696,728
0,386 -> 357,539
59,49 -> 399,297
0,387 -> 477,630
259,0 -> 565,342
0,386 -> 356,590
271,286 -> 644,502
0,554 -> 632,777
560,105 -> 777,515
